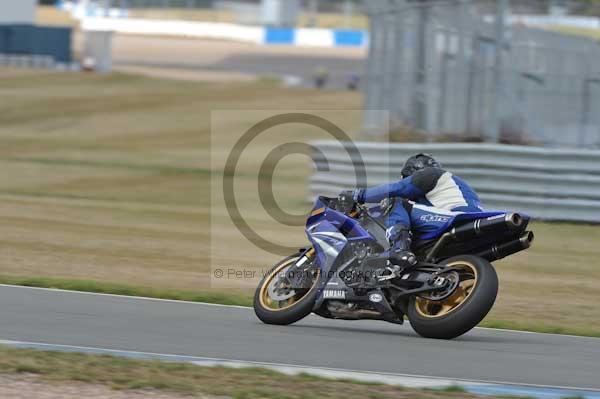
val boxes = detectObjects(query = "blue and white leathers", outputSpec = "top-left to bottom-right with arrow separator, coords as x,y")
355,167 -> 483,213
352,167 -> 492,239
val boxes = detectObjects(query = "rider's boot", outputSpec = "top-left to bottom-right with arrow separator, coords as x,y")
377,224 -> 418,281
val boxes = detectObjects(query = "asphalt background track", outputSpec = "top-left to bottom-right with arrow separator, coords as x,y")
1,285 -> 599,390
106,35 -> 366,87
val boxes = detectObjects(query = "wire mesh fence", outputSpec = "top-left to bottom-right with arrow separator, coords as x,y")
362,0 -> 600,148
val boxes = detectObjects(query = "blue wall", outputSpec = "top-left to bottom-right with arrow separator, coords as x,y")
333,30 -> 365,47
0,24 -> 72,63
264,27 -> 295,45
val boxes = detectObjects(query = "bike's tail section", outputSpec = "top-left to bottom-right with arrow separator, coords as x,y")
410,204 -> 512,241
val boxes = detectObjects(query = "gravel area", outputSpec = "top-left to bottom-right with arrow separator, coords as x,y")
0,374 -> 219,399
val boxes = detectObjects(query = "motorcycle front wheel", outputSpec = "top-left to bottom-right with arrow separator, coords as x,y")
407,255 -> 498,339
253,251 -> 320,325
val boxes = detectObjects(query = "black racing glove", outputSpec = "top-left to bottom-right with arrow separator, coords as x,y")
338,189 -> 365,203
337,190 -> 356,213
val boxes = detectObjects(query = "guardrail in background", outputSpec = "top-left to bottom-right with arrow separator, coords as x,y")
309,141 -> 600,223
82,17 -> 261,43
81,17 -> 366,47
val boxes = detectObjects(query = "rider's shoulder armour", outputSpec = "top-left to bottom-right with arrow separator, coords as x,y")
411,167 -> 446,193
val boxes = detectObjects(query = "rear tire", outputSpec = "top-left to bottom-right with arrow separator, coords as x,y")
253,252 -> 320,325
407,255 -> 498,339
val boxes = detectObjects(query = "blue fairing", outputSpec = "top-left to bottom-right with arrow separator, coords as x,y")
306,218 -> 346,273
306,199 -> 375,276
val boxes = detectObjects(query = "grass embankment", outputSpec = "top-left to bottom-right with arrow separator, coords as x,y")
0,345 -> 523,399
1,69 -> 600,337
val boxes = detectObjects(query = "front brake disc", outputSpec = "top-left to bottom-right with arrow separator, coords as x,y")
267,272 -> 296,301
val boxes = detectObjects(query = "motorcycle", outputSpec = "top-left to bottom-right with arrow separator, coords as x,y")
253,196 -> 534,339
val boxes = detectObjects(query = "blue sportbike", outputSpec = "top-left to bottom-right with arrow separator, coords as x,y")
254,196 -> 534,339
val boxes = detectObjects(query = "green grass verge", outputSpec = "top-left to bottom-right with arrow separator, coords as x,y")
0,345 -> 524,399
3,275 -> 600,338
0,275 -> 252,307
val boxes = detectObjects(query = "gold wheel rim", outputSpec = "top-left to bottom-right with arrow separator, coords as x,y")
414,261 -> 478,319
259,255 -> 319,312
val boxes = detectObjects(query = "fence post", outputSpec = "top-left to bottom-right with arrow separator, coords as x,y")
465,37 -> 480,137
488,0 -> 509,143
391,0 -> 406,128
438,52 -> 454,133
456,0 -> 470,134
412,0 -> 430,131
362,1 -> 386,134
581,77 -> 600,147
381,2 -> 396,124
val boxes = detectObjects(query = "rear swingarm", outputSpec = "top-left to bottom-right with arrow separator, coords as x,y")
386,265 -> 457,299
389,280 -> 448,299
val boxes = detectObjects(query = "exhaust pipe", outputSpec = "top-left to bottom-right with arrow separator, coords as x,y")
477,231 -> 534,262
450,213 -> 526,241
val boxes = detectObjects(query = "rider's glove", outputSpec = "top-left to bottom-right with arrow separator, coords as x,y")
338,190 -> 354,201
338,189 -> 365,203
337,190 -> 356,213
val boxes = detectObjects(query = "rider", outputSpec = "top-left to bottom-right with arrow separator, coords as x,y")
339,153 -> 483,273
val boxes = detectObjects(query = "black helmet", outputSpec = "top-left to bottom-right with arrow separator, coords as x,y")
401,153 -> 441,178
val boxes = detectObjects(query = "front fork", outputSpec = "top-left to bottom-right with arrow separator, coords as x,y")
294,247 -> 315,268
284,247 -> 317,289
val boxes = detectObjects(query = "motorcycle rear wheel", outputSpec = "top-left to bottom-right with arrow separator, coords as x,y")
254,251 -> 320,325
407,255 -> 498,339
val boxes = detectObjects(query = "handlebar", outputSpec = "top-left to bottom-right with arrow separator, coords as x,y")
317,195 -> 364,217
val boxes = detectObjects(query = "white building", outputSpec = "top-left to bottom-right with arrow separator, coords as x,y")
1,0 -> 36,24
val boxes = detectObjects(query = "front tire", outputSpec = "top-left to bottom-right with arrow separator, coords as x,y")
254,252 -> 320,325
407,255 -> 498,339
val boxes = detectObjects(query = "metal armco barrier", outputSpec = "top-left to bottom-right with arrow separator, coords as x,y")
309,141 -> 600,223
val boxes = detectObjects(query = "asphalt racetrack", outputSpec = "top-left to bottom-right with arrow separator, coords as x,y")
106,34 -> 366,87
1,285 -> 599,393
